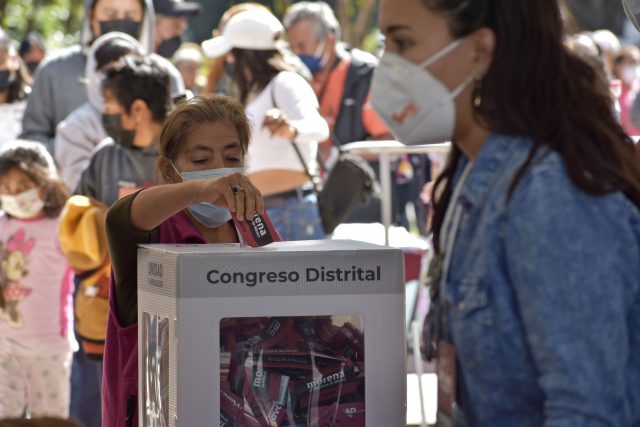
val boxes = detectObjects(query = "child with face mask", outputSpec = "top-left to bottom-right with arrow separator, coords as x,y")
101,95 -> 265,427
0,140 -> 73,419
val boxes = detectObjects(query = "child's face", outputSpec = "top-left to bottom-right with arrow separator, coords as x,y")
0,168 -> 45,219
173,121 -> 245,176
0,168 -> 39,196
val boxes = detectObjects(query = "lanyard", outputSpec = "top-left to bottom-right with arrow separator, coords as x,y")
439,161 -> 474,291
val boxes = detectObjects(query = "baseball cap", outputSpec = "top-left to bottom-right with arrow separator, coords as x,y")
201,9 -> 284,58
153,0 -> 201,17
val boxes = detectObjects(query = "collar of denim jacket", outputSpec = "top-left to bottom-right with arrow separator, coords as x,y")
455,133 -> 528,208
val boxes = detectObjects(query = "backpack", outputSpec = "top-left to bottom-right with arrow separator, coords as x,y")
59,195 -> 110,358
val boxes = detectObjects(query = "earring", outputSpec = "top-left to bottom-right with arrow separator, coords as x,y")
473,75 -> 483,109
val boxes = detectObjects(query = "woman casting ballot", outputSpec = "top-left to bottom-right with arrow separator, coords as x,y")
101,95 -> 265,427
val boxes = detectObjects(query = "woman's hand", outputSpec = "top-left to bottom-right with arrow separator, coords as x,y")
195,172 -> 265,221
262,108 -> 298,140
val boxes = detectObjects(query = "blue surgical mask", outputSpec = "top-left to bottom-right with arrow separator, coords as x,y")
298,39 -> 326,74
171,163 -> 247,228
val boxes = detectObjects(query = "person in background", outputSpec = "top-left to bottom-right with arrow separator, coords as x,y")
0,141 -> 73,420
0,29 -> 31,147
55,32 -> 145,192
202,8 -> 329,240
152,0 -> 201,58
371,0 -> 640,425
203,3 -> 311,97
285,1 -> 428,230
64,55 -> 171,427
54,34 -> 142,427
592,29 -> 621,80
55,28 -> 187,193
284,1 -> 392,164
18,32 -> 46,78
19,0 -> 164,150
102,95 -> 263,427
564,32 -> 616,106
76,55 -> 170,205
203,3 -> 269,96
173,42 -> 203,95
613,45 -> 640,136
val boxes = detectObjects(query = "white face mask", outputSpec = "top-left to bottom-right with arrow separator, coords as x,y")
371,39 -> 474,145
171,163 -> 247,228
1,187 -> 45,219
622,65 -> 640,85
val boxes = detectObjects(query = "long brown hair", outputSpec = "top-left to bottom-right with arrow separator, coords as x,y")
203,2 -> 271,94
427,0 -> 640,251
231,48 -> 294,105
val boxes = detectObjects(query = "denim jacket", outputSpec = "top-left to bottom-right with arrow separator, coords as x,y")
442,133 -> 640,426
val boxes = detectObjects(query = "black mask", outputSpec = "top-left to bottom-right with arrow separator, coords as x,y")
156,35 -> 182,58
25,61 -> 39,75
102,113 -> 135,148
223,60 -> 235,77
99,19 -> 142,39
0,70 -> 15,92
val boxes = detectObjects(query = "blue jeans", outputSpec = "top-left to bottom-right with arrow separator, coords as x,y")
266,193 -> 324,241
69,345 -> 102,427
69,276 -> 102,427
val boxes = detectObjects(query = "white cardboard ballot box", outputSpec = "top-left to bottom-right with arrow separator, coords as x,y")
137,240 -> 406,427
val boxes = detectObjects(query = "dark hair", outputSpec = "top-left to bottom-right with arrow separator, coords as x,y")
18,31 -> 45,57
230,48 -> 294,105
0,28 -> 31,102
158,95 -> 251,179
102,55 -> 172,123
426,0 -> 640,251
94,37 -> 140,71
0,141 -> 70,218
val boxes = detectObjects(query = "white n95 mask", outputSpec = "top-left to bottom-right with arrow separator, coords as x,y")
371,39 -> 473,145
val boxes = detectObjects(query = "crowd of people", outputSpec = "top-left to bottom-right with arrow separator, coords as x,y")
0,0 -> 639,426
0,1 -> 421,425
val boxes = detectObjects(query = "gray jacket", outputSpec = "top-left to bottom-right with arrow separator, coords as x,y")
54,33 -> 184,190
20,0 -> 156,150
75,139 -> 159,206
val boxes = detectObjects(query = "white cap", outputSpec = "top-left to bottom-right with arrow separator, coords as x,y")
201,9 -> 284,58
592,29 -> 621,53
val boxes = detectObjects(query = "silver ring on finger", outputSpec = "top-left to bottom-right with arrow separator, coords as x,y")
232,185 -> 244,195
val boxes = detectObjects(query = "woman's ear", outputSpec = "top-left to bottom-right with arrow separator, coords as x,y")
158,157 -> 180,184
471,27 -> 495,75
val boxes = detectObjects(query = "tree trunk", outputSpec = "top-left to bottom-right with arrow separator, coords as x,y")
0,0 -> 8,29
337,0 -> 353,45
353,0 -> 376,48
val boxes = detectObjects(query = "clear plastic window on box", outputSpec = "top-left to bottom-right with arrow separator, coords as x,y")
142,312 -> 170,427
219,315 -> 366,427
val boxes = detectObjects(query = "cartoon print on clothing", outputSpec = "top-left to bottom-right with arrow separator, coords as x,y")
0,228 -> 35,328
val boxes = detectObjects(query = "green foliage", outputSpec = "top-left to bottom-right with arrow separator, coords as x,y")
1,0 -> 85,49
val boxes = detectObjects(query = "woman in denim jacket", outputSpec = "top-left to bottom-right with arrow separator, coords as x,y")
371,0 -> 640,426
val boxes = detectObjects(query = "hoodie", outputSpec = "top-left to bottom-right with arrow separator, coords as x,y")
20,0 -> 156,150
53,34 -> 186,191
